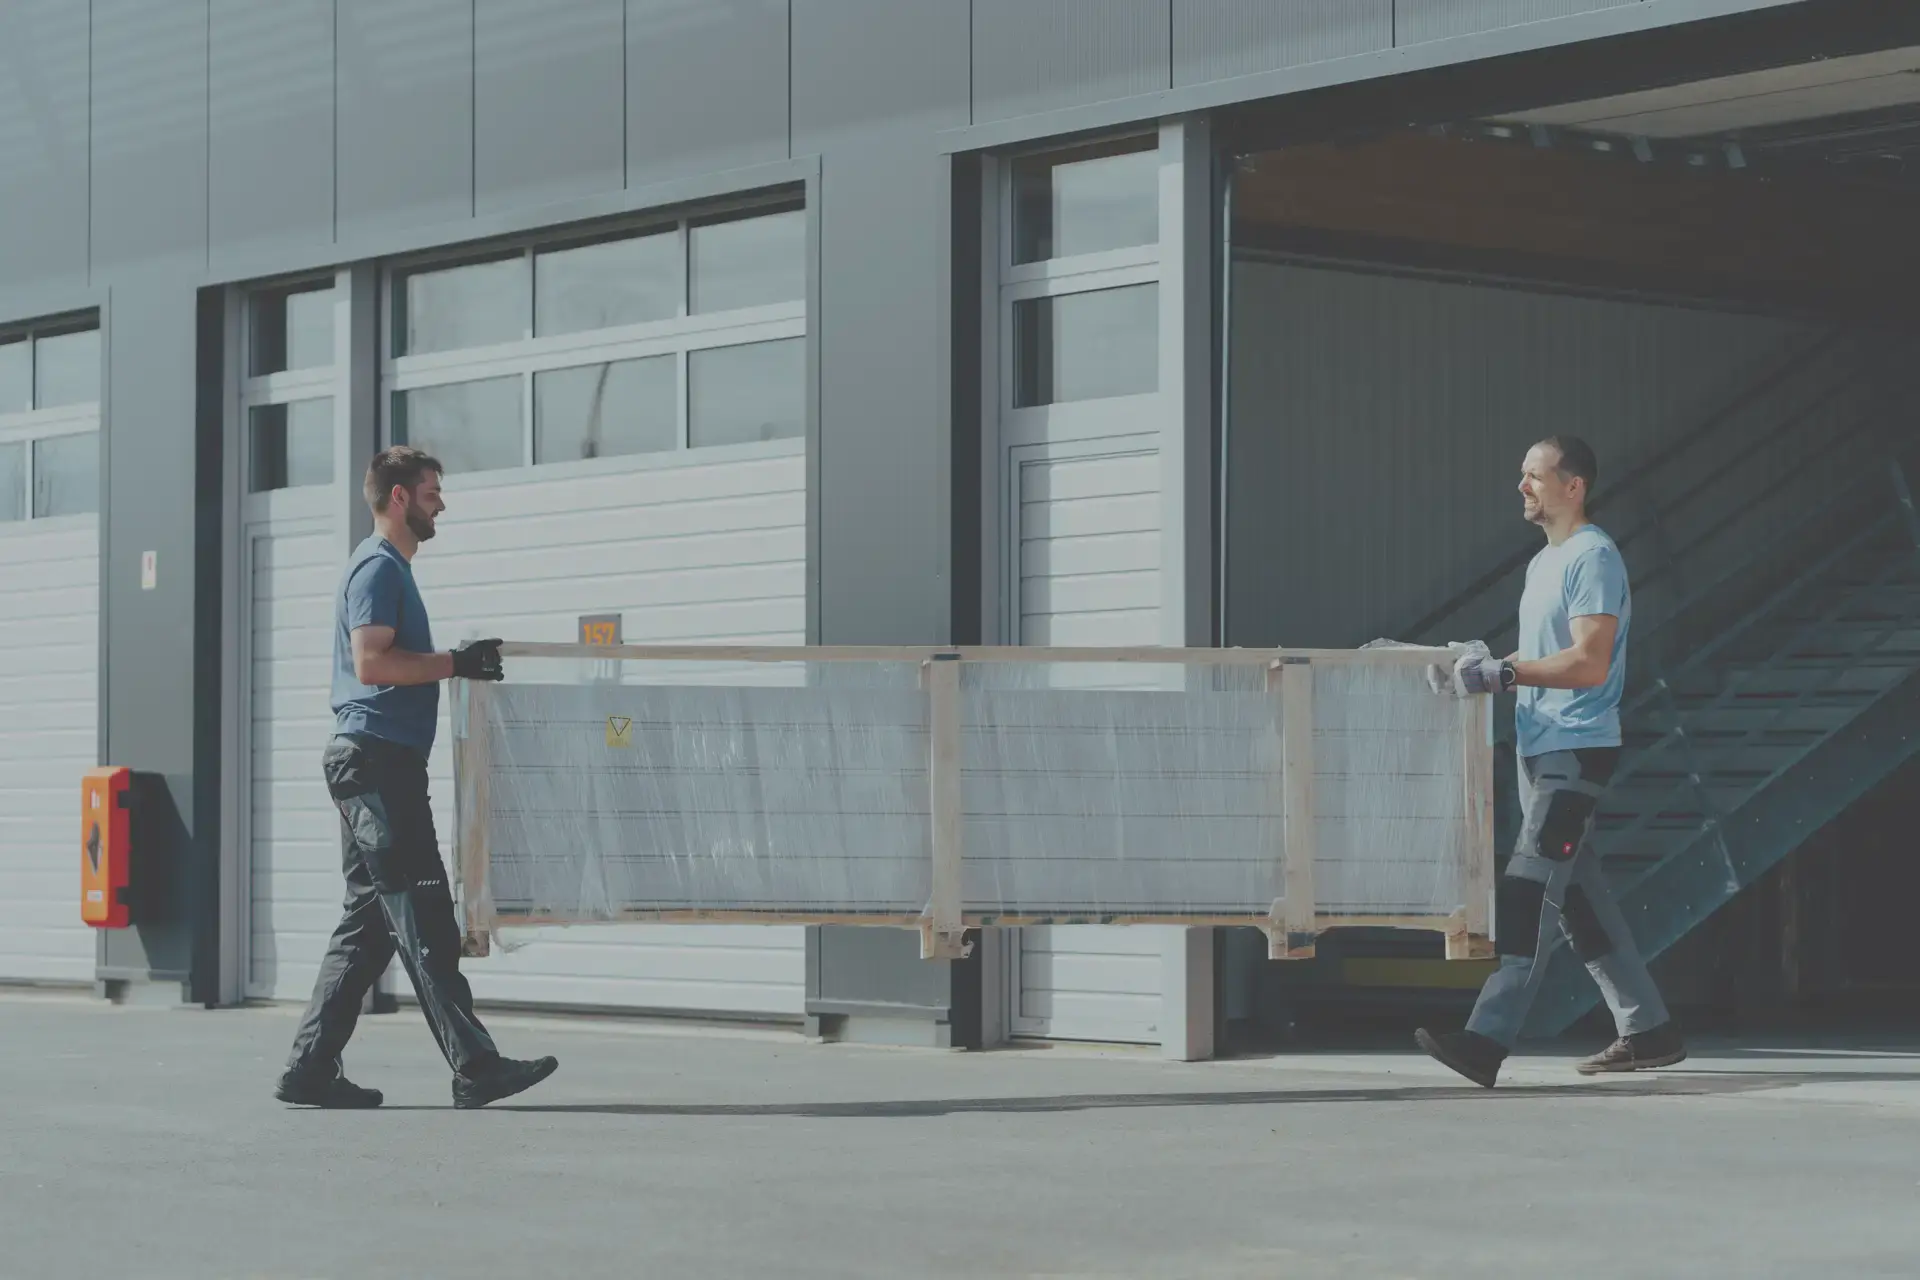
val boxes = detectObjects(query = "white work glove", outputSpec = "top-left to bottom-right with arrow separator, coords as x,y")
1424,641 -> 1509,698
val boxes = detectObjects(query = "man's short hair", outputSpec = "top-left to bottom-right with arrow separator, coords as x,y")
1538,435 -> 1598,500
363,445 -> 443,512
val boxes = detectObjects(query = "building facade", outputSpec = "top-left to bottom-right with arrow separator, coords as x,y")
5,0 -> 1919,1057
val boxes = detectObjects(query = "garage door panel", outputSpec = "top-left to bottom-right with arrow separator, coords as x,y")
1019,569 -> 1165,618
427,561 -> 802,620
1018,492 -> 1160,541
436,596 -> 806,646
252,593 -> 335,636
443,451 -> 802,518
1020,530 -> 1159,579
1018,450 -> 1157,502
1011,443 -> 1168,1043
423,527 -> 805,588
433,490 -> 805,556
0,523 -> 98,984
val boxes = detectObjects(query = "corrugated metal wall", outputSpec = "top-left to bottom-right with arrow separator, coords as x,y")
1224,258 -> 1817,649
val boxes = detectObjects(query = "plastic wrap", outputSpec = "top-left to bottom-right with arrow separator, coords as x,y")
453,646 -> 1492,956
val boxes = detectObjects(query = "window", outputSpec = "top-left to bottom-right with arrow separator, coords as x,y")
0,340 -> 27,415
394,255 -> 526,356
0,443 -> 23,522
32,433 -> 98,518
384,201 -> 807,474
536,232 -> 680,336
691,209 -> 805,313
689,339 -> 805,447
392,379 -> 524,475
534,357 -> 677,462
251,281 -> 336,375
998,134 -> 1162,420
1012,284 -> 1159,406
0,316 -> 102,524
243,278 -> 338,494
249,399 -> 335,492
1011,136 -> 1159,264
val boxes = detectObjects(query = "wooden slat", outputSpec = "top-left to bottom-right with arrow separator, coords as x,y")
456,680 -> 493,958
498,641 -> 1451,666
1450,693 -> 1496,960
921,656 -> 966,960
1277,660 -> 1318,960
497,910 -> 1468,931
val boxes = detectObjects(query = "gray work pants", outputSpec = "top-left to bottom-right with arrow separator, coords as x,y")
1466,746 -> 1670,1049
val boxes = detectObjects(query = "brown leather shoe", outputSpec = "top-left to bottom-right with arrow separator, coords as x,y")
1576,1022 -> 1687,1075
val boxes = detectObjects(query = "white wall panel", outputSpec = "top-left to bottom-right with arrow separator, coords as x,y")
0,520 -> 99,984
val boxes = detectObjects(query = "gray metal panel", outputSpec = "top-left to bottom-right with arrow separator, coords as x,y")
476,0 -> 624,216
0,1 -> 90,293
1395,0 -> 1642,45
627,0 -> 788,189
971,0 -> 1171,125
336,0 -> 473,238
791,0 -> 969,643
90,0 -> 210,274
209,0 -> 335,258
1224,259 -> 1808,650
1173,1 -> 1393,86
98,277 -> 212,985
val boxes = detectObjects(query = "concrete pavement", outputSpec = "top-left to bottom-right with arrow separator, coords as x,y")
3,988 -> 1919,1278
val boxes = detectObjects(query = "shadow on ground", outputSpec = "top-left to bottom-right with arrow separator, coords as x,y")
365,1070 -> 1915,1116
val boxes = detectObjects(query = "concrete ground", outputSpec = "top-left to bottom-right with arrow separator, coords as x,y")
5,990 -> 1920,1279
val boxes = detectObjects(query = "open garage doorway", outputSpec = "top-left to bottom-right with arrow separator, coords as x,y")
1212,38 -> 1920,1049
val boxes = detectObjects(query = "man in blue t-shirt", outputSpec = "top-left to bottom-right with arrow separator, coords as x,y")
1418,436 -> 1684,1088
276,446 -> 557,1110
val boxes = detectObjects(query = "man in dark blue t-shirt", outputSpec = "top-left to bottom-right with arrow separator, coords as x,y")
276,446 -> 557,1110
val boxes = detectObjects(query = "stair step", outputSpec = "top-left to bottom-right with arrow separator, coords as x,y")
1668,670 -> 1907,699
1628,717 -> 1850,744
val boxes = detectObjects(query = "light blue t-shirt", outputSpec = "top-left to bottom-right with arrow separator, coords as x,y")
331,535 -> 439,754
1515,524 -> 1630,759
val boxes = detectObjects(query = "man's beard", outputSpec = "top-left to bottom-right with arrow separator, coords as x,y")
406,508 -> 437,541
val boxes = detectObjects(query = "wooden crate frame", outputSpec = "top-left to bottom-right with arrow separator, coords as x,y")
454,642 -> 1495,964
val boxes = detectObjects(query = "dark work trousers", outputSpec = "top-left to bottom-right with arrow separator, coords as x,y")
1465,746 -> 1671,1048
285,733 -> 499,1078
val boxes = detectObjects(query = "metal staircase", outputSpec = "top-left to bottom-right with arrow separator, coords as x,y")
1399,326 -> 1920,1037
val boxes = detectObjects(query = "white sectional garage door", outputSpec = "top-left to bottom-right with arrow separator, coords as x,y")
0,322 -> 103,988
411,446 -> 808,1016
244,504 -> 345,1003
1007,439 -> 1168,1044
0,519 -> 99,985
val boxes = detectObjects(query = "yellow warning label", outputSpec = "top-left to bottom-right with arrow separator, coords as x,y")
606,716 -> 634,748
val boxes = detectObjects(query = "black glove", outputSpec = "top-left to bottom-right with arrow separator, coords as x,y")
450,638 -> 504,682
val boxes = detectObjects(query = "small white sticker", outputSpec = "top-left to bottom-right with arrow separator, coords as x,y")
140,551 -> 157,591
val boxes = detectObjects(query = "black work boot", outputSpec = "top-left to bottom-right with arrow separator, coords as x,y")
1416,1027 -> 1507,1089
452,1054 -> 559,1109
1576,1022 -> 1687,1075
275,1066 -> 383,1109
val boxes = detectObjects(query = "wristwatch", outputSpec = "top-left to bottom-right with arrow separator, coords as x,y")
1497,660 -> 1518,693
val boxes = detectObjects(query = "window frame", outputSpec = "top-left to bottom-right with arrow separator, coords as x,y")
238,274 -> 341,505
378,198 -> 808,474
995,131 -> 1166,446
0,315 -> 103,528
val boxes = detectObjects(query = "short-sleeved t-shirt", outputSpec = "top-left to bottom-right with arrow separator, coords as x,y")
1515,523 -> 1630,759
331,535 -> 438,754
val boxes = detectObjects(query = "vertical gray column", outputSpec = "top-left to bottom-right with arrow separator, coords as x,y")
793,0 -> 982,1048
98,276 -> 227,1006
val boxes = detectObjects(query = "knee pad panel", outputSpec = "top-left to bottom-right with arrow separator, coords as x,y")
1534,788 -> 1599,862
1560,884 -> 1613,962
1495,875 -> 1546,959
